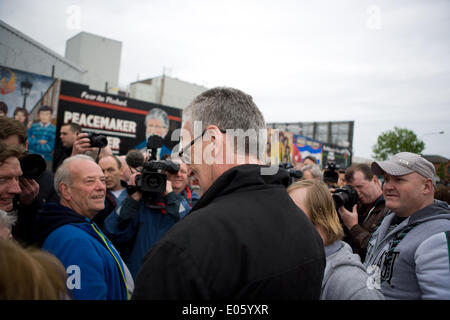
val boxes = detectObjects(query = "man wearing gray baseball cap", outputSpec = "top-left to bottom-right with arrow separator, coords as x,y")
364,152 -> 450,299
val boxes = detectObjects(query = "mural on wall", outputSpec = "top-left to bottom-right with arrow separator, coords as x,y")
0,65 -> 58,126
0,66 -> 183,169
56,80 -> 182,157
0,65 -> 59,165
266,129 -> 323,168
293,134 -> 323,167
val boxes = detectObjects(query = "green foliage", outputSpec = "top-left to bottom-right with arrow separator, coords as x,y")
372,127 -> 425,160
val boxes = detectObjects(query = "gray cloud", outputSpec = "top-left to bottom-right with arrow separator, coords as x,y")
1,0 -> 449,158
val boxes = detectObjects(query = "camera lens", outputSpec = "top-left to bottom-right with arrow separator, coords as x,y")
332,193 -> 345,209
88,133 -> 108,148
20,153 -> 47,179
143,174 -> 164,189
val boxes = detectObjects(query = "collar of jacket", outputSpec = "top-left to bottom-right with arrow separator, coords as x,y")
33,202 -> 90,246
191,164 -> 290,212
406,199 -> 450,225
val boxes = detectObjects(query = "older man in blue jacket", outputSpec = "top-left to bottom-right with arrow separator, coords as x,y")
34,155 -> 134,300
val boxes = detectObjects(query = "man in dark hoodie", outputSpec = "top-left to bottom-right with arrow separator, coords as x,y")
364,152 -> 450,299
132,87 -> 325,300
34,154 -> 134,300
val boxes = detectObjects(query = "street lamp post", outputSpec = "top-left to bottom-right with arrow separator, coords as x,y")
20,79 -> 33,109
421,131 -> 444,139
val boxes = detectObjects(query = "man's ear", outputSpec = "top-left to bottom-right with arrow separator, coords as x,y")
423,179 -> 434,196
206,125 -> 224,158
372,175 -> 381,187
59,182 -> 71,201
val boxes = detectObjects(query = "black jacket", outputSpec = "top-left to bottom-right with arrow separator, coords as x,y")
35,169 -> 59,205
132,164 -> 325,300
52,144 -> 72,172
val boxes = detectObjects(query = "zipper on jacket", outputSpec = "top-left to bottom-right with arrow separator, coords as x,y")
91,223 -> 130,300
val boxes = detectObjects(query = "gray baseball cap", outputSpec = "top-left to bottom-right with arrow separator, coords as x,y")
371,152 -> 436,185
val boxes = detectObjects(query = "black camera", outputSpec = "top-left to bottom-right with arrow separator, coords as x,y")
332,185 -> 359,211
323,161 -> 340,187
20,153 -> 47,179
131,135 -> 180,208
279,162 -> 303,186
88,133 -> 108,148
135,160 -> 180,194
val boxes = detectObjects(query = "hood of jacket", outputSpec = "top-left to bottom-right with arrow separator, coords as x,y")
33,202 -> 89,246
322,241 -> 366,284
407,199 -> 450,225
192,164 -> 291,212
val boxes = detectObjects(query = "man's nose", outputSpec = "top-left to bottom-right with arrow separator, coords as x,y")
10,179 -> 22,194
95,180 -> 106,190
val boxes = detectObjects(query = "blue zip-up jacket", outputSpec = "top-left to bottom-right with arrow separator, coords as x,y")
33,203 -> 132,300
103,186 -> 199,279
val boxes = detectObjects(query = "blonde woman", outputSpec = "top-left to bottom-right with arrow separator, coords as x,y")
0,239 -> 68,299
287,179 -> 384,300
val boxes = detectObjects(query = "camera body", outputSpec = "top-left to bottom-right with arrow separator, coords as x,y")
279,162 -> 303,186
135,160 -> 180,194
131,134 -> 180,208
323,161 -> 340,187
332,185 -> 359,211
88,133 -> 108,148
20,153 -> 47,179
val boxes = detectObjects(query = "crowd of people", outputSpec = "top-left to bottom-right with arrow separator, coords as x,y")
0,87 -> 449,301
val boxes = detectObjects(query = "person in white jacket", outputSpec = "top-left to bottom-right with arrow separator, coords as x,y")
288,179 -> 384,300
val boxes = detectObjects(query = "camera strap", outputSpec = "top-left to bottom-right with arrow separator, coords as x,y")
94,147 -> 102,163
156,201 -> 167,214
185,186 -> 193,208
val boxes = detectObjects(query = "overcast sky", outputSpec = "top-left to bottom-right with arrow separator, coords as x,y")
1,0 -> 449,159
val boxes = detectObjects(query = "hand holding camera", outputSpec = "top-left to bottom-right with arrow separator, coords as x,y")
18,177 -> 40,206
127,171 -> 142,202
71,132 -> 108,156
338,204 -> 358,229
331,185 -> 359,229
18,152 -> 46,206
71,132 -> 95,156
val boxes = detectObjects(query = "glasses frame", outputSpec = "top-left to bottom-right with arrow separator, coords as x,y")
178,127 -> 226,161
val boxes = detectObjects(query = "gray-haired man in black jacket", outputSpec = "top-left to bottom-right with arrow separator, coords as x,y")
132,87 -> 325,300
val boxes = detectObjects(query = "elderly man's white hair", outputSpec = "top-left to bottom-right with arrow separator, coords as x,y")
53,154 -> 97,198
146,108 -> 169,129
0,209 -> 17,230
302,164 -> 323,180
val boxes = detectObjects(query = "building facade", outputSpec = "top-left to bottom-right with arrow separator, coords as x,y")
423,155 -> 450,184
0,20 -> 84,83
129,75 -> 208,109
65,31 -> 122,94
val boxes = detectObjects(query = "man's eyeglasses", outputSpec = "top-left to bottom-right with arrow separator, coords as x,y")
178,127 -> 226,163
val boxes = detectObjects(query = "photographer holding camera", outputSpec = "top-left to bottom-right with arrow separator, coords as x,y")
0,117 -> 59,245
337,163 -> 389,259
71,131 -> 113,161
103,142 -> 199,280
